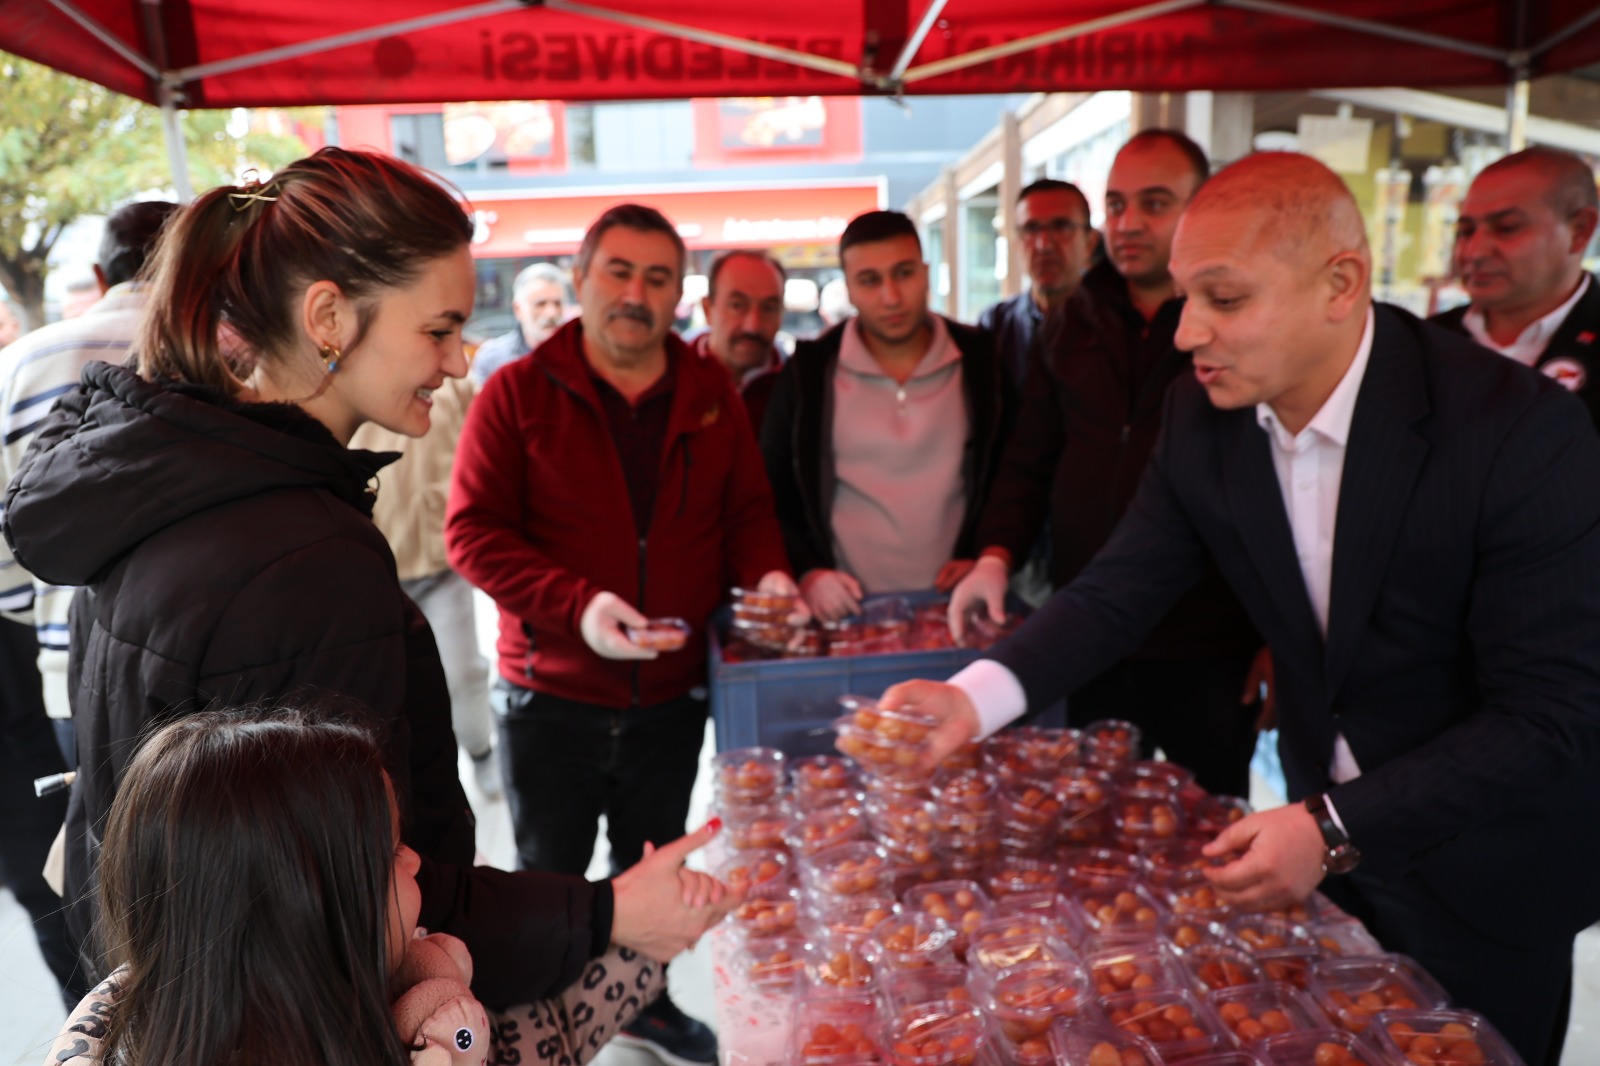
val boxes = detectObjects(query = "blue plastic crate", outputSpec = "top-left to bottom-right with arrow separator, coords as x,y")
708,593 -> 1060,757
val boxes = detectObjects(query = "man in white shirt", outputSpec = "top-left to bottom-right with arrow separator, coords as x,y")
881,153 -> 1600,1066
1433,146 -> 1600,426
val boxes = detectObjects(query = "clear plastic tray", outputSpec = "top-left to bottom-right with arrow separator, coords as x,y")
1085,941 -> 1193,998
1048,1018 -> 1165,1066
625,616 -> 690,651
787,995 -> 880,1066
876,1003 -> 988,1066
1099,984 -> 1228,1060
983,958 -> 1094,1042
711,745 -> 788,805
1306,954 -> 1451,1034
1254,1028 -> 1378,1065
1366,1007 -> 1523,1066
1207,981 -> 1331,1046
1184,943 -> 1267,992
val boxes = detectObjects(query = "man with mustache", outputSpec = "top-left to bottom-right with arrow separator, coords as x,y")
978,178 -> 1099,388
447,204 -> 799,1066
1432,146 -> 1600,426
693,249 -> 787,431
762,209 -> 1013,621
471,261 -> 572,385
950,129 -> 1265,797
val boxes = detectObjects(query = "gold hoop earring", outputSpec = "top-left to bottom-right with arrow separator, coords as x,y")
320,343 -> 341,374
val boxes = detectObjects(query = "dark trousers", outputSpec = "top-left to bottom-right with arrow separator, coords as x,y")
0,618 -> 86,1008
492,680 -> 707,877
1068,653 -> 1258,797
1320,869 -> 1571,1066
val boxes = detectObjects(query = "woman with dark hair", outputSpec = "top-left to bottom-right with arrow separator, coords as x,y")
46,703 -> 665,1066
3,147 -> 731,1012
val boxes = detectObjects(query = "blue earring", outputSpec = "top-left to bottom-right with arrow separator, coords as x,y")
320,343 -> 341,374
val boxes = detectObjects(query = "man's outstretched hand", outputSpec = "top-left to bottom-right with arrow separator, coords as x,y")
876,680 -> 981,769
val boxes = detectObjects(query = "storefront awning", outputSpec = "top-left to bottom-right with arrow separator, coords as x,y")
467,181 -> 886,258
7,1 -> 1600,109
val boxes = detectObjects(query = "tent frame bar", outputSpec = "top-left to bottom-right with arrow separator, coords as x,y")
887,0 -> 950,84
46,0 -> 159,78
1529,5 -> 1600,59
171,0 -> 858,90
902,0 -> 1204,84
52,0 -> 1600,143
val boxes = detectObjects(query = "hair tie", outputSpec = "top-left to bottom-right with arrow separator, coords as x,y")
228,172 -> 279,212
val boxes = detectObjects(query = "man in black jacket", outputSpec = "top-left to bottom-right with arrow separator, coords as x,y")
977,179 -> 1099,388
762,210 -> 1012,620
951,129 -> 1263,796
1432,146 -> 1600,427
889,153 -> 1600,1065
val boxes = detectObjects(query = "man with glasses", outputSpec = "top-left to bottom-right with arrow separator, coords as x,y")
979,179 -> 1099,387
951,130 -> 1265,797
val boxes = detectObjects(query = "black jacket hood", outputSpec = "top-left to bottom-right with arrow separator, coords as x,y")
3,360 -> 395,588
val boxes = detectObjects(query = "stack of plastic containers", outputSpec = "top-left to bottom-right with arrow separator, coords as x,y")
708,699 -> 1525,1066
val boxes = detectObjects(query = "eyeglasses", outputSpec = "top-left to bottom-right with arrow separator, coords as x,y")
1019,218 -> 1088,240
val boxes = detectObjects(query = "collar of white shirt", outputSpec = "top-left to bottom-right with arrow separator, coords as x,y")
1461,273 -> 1590,367
1255,307 -> 1376,451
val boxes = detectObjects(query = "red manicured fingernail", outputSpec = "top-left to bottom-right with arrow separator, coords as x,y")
707,816 -> 723,833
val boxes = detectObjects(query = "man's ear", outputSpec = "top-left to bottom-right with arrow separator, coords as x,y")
92,265 -> 110,296
700,294 -> 714,321
1568,206 -> 1599,256
1325,251 -> 1371,323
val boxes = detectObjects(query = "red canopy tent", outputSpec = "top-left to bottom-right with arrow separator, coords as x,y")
5,1 -> 1599,194
7,1 -> 1600,107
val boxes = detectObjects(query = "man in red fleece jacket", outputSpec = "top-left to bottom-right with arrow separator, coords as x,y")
447,203 -> 799,1066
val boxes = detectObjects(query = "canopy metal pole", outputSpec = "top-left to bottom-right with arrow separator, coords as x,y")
886,0 -> 950,84
1505,0 -> 1529,152
1505,67 -> 1529,150
158,84 -> 195,202
46,0 -> 161,77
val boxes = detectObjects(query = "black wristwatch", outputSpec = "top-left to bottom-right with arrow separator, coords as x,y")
1303,793 -> 1362,874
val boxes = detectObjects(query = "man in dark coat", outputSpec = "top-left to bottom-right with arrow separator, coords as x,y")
887,153 -> 1600,1066
1432,145 -> 1600,426
977,178 -> 1099,388
761,210 -> 1013,621
952,130 -> 1263,797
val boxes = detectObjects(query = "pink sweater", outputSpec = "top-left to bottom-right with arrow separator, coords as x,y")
828,316 -> 968,593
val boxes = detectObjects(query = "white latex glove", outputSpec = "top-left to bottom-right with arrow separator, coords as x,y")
800,568 -> 863,622
948,554 -> 1009,642
580,590 -> 658,661
756,569 -> 812,625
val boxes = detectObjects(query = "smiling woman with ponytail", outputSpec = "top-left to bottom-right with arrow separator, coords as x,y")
1,148 -> 646,1048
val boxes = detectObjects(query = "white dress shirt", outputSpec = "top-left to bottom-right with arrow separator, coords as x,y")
1462,274 -> 1589,367
953,310 -> 1377,790
1255,309 -> 1375,785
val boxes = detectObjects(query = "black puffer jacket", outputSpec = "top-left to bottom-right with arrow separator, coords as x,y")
2,361 -> 609,1007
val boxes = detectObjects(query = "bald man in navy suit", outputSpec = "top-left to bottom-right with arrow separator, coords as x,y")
884,153 -> 1600,1065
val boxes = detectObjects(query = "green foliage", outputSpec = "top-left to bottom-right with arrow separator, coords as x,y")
0,52 -> 312,328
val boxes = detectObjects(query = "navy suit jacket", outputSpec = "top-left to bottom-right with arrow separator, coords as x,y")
992,304 -> 1600,944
